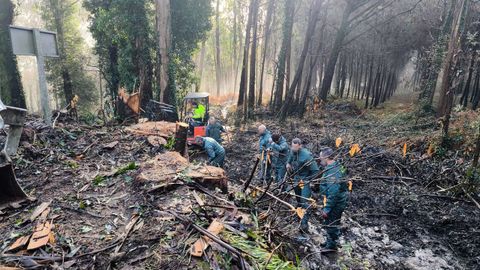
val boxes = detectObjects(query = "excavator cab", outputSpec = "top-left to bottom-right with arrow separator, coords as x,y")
181,92 -> 210,144
0,103 -> 29,209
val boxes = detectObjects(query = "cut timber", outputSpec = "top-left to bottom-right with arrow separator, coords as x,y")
6,235 -> 30,252
137,152 -> 228,192
28,201 -> 51,222
184,165 -> 228,193
137,152 -> 189,183
27,221 -> 53,250
118,88 -> 140,114
126,121 -> 177,137
174,122 -> 188,154
190,219 -> 224,257
147,136 -> 167,147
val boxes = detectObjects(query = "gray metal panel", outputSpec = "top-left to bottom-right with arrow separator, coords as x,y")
39,31 -> 59,57
184,92 -> 210,99
9,27 -> 35,56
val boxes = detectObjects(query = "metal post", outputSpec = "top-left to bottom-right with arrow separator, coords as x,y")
33,29 -> 52,125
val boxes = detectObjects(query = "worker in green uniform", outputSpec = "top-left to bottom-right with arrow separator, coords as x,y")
318,147 -> 349,251
258,124 -> 272,183
286,138 -> 320,233
268,133 -> 289,183
195,136 -> 225,167
206,117 -> 226,144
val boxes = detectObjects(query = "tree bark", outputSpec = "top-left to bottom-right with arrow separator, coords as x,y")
155,0 -> 171,103
318,1 -> 354,101
273,0 -> 295,112
0,0 -> 26,108
215,0 -> 222,96
246,0 -> 260,119
437,0 -> 467,143
279,0 -> 322,120
257,0 -> 275,106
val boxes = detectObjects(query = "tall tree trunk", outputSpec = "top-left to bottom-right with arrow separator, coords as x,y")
318,1 -> 354,101
437,0 -> 467,144
273,0 -> 295,112
461,51 -> 476,107
198,40 -> 206,92
236,0 -> 255,121
0,0 -> 26,108
246,0 -> 259,119
49,0 -> 74,106
155,0 -> 171,103
215,0 -> 222,96
280,0 -> 322,120
257,0 -> 275,106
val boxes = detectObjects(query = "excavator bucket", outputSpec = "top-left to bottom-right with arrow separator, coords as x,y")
0,162 -> 28,208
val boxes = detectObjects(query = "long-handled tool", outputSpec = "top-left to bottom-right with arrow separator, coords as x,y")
242,154 -> 261,192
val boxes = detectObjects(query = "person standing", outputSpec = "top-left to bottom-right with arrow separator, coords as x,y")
206,117 -> 226,144
258,124 -> 272,182
286,138 -> 320,233
318,147 -> 349,251
269,133 -> 289,183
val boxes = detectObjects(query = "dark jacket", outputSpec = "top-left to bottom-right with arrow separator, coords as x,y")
287,148 -> 319,181
258,130 -> 272,153
203,137 -> 225,162
320,161 -> 348,213
206,122 -> 225,143
270,136 -> 289,167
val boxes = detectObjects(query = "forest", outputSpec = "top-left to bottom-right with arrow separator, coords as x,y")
0,0 -> 479,269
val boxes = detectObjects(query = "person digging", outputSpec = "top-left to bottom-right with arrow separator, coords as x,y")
195,136 -> 225,168
318,147 -> 349,252
286,138 -> 319,233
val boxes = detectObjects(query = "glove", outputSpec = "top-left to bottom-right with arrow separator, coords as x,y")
268,138 -> 273,144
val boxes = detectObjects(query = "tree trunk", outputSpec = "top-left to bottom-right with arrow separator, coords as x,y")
273,0 -> 295,112
318,1 -> 354,101
246,0 -> 260,119
461,51 -> 476,107
437,0 -> 467,144
198,40 -> 206,91
0,0 -> 26,108
279,0 -> 322,120
215,0 -> 222,96
155,0 -> 171,103
236,0 -> 255,121
257,0 -> 275,106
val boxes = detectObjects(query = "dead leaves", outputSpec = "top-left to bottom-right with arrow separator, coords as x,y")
349,144 -> 361,157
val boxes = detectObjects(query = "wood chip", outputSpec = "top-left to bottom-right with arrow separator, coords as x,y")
190,219 -> 224,257
7,236 -> 30,252
28,202 -> 51,222
27,221 -> 53,250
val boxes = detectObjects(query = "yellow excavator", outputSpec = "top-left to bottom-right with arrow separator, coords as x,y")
0,102 -> 29,209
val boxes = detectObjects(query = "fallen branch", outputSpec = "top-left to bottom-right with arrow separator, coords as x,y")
169,211 -> 247,270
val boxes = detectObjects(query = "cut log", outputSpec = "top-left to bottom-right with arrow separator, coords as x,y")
126,121 -> 177,137
174,122 -> 189,154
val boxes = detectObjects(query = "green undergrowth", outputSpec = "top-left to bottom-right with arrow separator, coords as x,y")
221,231 -> 298,270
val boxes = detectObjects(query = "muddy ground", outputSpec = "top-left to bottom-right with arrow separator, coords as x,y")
0,101 -> 479,270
